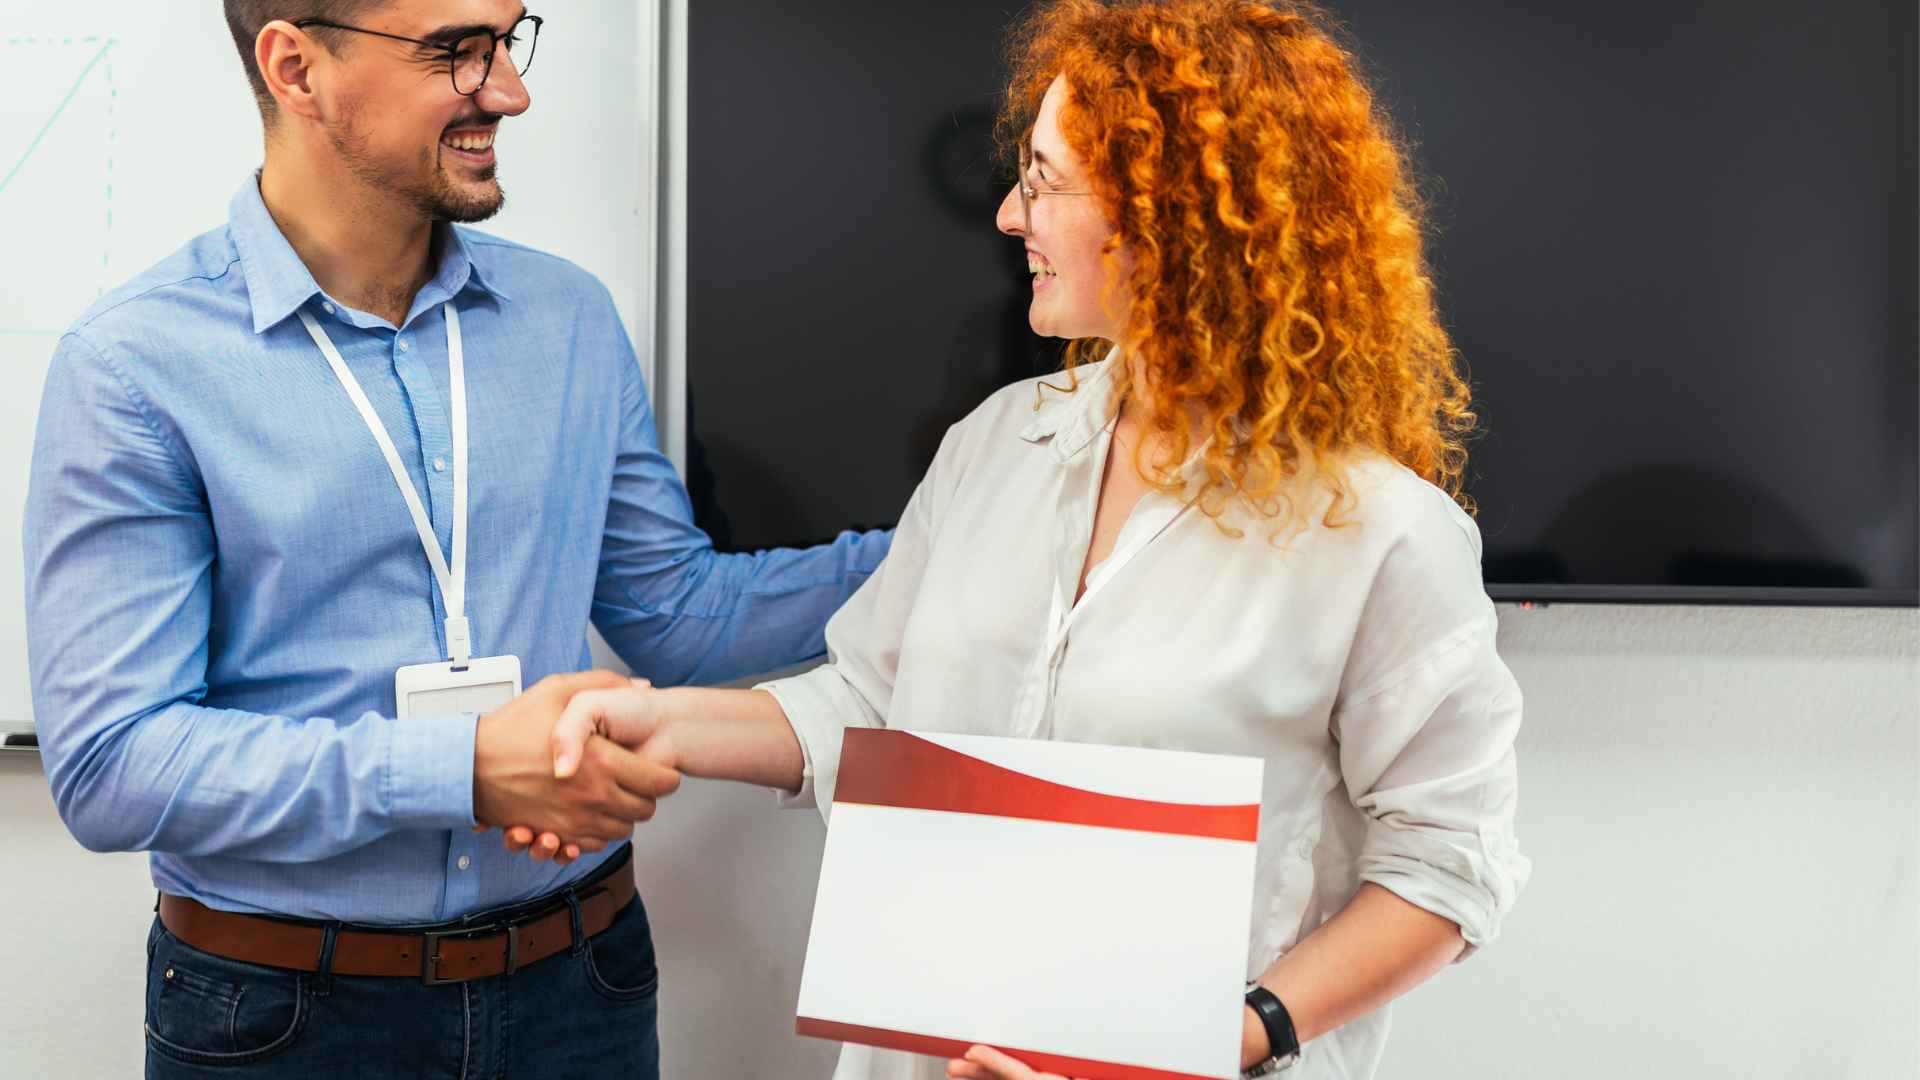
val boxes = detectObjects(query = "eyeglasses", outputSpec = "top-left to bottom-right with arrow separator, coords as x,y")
1016,146 -> 1096,234
293,13 -> 543,97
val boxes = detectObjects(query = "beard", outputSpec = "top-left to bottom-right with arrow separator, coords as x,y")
328,103 -> 506,224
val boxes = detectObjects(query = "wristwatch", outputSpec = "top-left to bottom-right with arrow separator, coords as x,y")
1241,982 -> 1301,1077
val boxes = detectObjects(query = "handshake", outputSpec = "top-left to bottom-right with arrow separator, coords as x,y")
471,670 -> 681,865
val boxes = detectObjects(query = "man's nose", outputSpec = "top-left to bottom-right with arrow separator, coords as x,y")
476,58 -> 532,117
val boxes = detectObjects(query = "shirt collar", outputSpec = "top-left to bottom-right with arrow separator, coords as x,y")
228,173 -> 510,334
1019,350 -> 1122,462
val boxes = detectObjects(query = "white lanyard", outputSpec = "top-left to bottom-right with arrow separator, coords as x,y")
298,302 -> 475,666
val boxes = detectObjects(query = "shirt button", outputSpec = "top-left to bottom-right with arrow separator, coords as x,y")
433,457 -> 447,473
457,855 -> 471,871
322,302 -> 336,314
398,339 -> 410,352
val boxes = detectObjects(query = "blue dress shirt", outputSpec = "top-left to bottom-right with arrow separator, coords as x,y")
24,176 -> 891,923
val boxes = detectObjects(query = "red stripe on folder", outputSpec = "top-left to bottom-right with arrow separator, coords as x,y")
832,729 -> 1258,843
796,1017 -> 1228,1080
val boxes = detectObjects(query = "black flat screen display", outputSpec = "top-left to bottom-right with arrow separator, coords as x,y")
686,1 -> 1919,605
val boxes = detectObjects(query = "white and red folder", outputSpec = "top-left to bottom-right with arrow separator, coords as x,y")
795,728 -> 1264,1080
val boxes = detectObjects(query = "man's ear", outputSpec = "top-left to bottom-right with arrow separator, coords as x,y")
255,20 -> 325,125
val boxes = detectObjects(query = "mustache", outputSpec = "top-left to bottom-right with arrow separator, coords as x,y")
443,114 -> 503,132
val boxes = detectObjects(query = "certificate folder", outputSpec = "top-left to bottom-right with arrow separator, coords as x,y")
796,728 -> 1264,1080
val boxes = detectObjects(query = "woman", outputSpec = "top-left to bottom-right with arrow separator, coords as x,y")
518,2 -> 1529,1076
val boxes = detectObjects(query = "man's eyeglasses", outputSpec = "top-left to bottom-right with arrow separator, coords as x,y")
293,14 -> 543,97
1016,146 -> 1096,235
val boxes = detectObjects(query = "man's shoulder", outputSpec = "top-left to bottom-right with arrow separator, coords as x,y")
65,222 -> 247,350
454,226 -> 610,304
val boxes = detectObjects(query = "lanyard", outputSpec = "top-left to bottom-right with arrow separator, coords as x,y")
297,302 -> 475,666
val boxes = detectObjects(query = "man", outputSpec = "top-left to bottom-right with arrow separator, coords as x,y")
22,2 -> 889,1076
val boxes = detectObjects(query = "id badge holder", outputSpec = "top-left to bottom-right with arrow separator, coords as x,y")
395,655 -> 523,719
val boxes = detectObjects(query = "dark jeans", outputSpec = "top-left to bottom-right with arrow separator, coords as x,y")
144,883 -> 660,1079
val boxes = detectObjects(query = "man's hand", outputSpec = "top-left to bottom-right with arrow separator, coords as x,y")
498,678 -> 676,864
472,671 -> 682,853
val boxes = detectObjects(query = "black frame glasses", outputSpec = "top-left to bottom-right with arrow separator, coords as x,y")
293,13 -> 542,97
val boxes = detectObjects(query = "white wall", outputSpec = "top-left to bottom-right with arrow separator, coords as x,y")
4,604 -> 1914,1078
0,0 -> 656,733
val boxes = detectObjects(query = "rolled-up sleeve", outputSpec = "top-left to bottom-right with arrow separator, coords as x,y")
1333,612 -> 1529,957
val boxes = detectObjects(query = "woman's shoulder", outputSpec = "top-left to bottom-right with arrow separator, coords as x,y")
1335,452 -> 1484,564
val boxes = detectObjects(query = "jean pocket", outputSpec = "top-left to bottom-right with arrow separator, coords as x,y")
581,898 -> 659,1003
146,927 -> 309,1067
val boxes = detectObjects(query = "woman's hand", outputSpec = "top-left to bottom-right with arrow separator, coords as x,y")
550,678 -> 678,776
945,1045 -> 1079,1080
947,1000 -> 1272,1079
498,677 -> 676,864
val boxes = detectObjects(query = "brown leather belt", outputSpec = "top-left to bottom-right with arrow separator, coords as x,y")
157,859 -> 635,986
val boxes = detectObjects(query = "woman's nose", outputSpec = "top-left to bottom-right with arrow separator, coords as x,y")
995,184 -> 1026,237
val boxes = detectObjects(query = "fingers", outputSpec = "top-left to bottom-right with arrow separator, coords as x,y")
578,812 -> 633,845
548,676 -> 657,778
955,1046 -> 1050,1080
596,738 -> 682,801
499,828 -> 584,865
551,687 -> 657,778
528,832 -> 563,862
605,785 -> 663,824
500,825 -> 557,864
549,692 -> 605,780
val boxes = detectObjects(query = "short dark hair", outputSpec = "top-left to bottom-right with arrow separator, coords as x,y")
223,0 -> 383,123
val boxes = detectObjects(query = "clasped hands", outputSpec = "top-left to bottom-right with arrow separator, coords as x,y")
471,670 -> 680,862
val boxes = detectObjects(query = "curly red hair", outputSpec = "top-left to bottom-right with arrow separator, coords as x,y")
1000,0 -> 1476,530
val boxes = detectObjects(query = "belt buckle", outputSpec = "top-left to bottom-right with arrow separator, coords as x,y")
421,923 -> 521,986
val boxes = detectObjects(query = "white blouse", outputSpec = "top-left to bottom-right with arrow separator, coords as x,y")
761,358 -> 1530,1080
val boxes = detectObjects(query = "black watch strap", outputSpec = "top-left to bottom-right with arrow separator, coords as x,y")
1245,984 -> 1300,1062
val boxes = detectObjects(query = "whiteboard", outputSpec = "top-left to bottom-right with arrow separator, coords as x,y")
0,2 -> 662,725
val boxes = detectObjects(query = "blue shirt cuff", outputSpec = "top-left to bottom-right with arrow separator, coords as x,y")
386,712 -> 479,829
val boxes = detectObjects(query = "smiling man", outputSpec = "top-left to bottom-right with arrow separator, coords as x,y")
21,2 -> 890,1077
